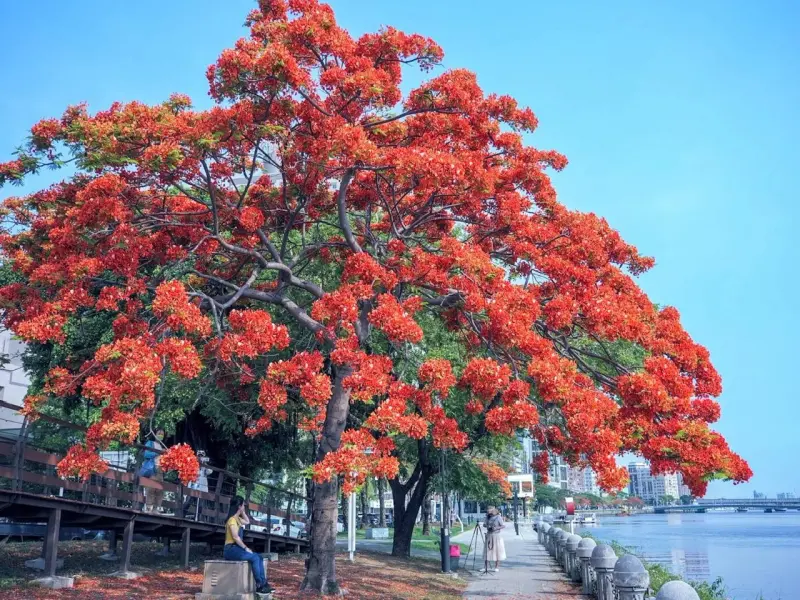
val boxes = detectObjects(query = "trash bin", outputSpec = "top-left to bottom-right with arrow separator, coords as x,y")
450,544 -> 461,570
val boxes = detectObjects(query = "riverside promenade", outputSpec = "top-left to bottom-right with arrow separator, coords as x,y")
452,524 -> 588,600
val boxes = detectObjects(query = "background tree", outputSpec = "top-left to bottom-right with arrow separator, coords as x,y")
0,0 -> 751,594
358,478 -> 369,529
534,484 -> 566,511
626,497 -> 645,509
377,477 -> 386,527
421,488 -> 432,536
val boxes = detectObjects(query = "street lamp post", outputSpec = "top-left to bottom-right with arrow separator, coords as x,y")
439,447 -> 450,573
347,448 -> 373,562
513,488 -> 520,536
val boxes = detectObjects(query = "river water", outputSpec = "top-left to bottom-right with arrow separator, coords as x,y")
576,512 -> 800,600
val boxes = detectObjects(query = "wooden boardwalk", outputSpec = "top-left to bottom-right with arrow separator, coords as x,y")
0,400 -> 309,579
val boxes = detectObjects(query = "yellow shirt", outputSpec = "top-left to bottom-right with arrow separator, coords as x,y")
225,516 -> 242,546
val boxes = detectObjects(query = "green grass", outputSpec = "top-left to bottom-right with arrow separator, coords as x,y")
338,525 -> 473,555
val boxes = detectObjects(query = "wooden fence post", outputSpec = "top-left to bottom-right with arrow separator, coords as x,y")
43,508 -> 62,577
181,527 -> 191,569
213,473 -> 225,525
12,416 -> 28,493
120,518 -> 135,574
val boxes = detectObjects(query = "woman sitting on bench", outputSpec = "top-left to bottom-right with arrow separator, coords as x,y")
224,496 -> 273,595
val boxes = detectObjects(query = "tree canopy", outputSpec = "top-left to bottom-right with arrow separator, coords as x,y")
0,0 -> 750,592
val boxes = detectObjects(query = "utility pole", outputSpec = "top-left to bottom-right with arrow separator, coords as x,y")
439,448 -> 450,573
513,488 -> 520,536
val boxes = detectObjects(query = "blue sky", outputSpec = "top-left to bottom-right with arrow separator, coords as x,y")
1,1 -> 797,497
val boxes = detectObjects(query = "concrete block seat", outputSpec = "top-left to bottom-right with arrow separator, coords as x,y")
365,527 -> 389,539
195,559 -> 271,600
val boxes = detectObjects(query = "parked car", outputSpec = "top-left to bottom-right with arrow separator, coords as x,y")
249,514 -> 305,537
0,521 -> 99,542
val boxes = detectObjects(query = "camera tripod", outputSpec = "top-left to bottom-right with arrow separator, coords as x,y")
463,523 -> 491,575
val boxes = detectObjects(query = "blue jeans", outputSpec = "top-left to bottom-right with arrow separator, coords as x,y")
223,544 -> 267,587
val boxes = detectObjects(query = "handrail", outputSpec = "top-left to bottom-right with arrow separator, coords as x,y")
0,439 -> 308,528
0,399 -> 309,502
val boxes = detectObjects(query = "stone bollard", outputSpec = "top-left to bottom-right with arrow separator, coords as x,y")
547,527 -> 558,556
613,554 -> 650,600
590,544 -> 618,600
555,529 -> 567,568
540,522 -> 550,546
553,529 -> 564,563
557,531 -> 569,570
655,580 -> 701,600
565,534 -> 582,581
577,537 -> 597,594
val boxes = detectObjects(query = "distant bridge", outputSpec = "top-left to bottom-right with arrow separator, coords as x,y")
654,498 -> 800,513
697,498 -> 800,510
653,505 -> 707,514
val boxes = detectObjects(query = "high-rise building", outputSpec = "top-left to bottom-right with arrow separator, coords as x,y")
676,473 -> 691,498
548,453 -> 570,490
753,491 -> 766,499
512,434 -> 535,474
627,462 -> 653,499
777,492 -> 796,500
521,437 -> 534,474
654,472 -> 680,500
582,467 -> 602,496
627,461 -> 680,503
567,467 -> 585,492
530,440 -> 569,489
564,465 -> 602,495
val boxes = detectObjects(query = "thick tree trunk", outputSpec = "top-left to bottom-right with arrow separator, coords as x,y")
340,486 -> 347,532
306,477 -> 313,519
390,468 -> 430,557
286,495 -> 294,526
359,480 -> 368,529
301,366 -> 353,595
389,440 -> 435,558
378,478 -> 386,527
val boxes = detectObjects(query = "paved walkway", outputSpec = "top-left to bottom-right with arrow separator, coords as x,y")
453,525 -> 589,600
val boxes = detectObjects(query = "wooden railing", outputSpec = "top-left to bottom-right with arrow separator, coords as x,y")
0,400 -> 308,537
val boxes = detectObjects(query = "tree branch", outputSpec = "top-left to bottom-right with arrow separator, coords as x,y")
336,168 -> 362,254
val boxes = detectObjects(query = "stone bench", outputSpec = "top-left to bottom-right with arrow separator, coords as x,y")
365,527 -> 389,539
194,559 -> 271,600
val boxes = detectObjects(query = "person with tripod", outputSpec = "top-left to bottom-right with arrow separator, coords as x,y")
484,506 -> 506,572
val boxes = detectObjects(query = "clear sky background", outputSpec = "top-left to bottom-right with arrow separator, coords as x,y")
1,1 -> 797,497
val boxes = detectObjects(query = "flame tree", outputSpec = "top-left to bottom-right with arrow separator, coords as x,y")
0,0 -> 750,593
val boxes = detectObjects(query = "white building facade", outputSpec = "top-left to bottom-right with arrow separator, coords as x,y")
627,461 -> 680,504
0,329 -> 29,441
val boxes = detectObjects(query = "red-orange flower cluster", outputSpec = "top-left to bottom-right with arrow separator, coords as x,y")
57,446 -> 110,481
0,0 -> 749,508
159,443 -> 200,485
476,459 -> 511,497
